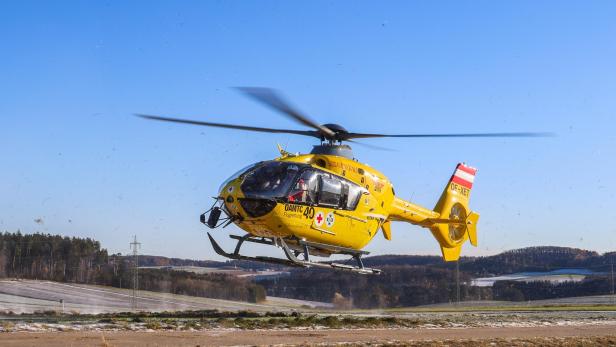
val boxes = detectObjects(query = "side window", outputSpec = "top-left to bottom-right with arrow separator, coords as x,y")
318,175 -> 342,207
287,170 -> 319,204
344,182 -> 363,210
290,169 -> 364,210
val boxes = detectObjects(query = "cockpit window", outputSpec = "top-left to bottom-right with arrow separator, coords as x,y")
218,162 -> 261,193
241,161 -> 302,199
288,170 -> 320,204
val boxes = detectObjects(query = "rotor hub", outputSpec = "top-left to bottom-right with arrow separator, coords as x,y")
322,123 -> 348,134
321,123 -> 348,142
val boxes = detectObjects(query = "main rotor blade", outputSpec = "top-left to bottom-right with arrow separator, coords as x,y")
236,87 -> 336,139
135,114 -> 320,138
340,132 -> 554,140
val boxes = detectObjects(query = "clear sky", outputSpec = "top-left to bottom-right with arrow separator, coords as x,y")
1,1 -> 615,260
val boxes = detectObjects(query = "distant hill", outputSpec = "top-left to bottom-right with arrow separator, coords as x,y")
460,246 -> 609,276
361,246 -> 613,276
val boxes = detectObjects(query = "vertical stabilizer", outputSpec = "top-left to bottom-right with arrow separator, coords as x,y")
430,163 -> 480,261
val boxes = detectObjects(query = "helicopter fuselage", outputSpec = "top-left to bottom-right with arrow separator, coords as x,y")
218,152 -> 440,251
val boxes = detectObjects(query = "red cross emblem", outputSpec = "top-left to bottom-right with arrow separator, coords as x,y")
314,212 -> 324,226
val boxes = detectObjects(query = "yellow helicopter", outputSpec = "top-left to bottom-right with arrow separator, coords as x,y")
139,88 -> 546,274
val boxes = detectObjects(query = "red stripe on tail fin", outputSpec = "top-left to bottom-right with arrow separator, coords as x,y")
451,175 -> 473,189
457,164 -> 477,175
451,163 -> 476,189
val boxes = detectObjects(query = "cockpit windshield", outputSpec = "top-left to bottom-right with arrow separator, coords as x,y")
218,162 -> 261,193
241,161 -> 303,199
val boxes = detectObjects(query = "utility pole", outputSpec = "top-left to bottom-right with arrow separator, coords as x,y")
456,260 -> 460,306
611,256 -> 614,305
130,235 -> 141,311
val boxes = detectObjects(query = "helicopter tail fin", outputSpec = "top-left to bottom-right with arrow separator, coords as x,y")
429,163 -> 479,261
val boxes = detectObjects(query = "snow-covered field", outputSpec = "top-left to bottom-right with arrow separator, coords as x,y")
0,279 -> 330,314
471,268 -> 597,287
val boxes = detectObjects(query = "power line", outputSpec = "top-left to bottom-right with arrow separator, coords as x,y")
130,235 -> 141,311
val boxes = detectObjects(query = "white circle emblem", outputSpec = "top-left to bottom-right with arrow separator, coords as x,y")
325,212 -> 335,228
314,211 -> 324,227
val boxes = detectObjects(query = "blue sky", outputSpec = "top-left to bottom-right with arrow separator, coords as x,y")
1,1 -> 615,260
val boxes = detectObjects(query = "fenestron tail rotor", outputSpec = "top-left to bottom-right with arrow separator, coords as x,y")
137,87 -> 553,145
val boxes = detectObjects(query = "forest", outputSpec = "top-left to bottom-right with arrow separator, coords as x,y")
0,232 -> 265,303
492,276 -> 613,301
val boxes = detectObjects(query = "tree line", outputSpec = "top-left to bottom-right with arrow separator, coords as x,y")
492,276 -> 613,301
0,232 -> 265,303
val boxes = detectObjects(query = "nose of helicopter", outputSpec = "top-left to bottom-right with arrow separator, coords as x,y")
219,178 -> 279,219
201,180 -> 244,228
219,180 -> 243,216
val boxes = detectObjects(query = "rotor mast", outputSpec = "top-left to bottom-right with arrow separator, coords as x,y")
311,123 -> 355,159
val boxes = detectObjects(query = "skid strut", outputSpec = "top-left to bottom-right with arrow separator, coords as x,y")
207,232 -> 381,274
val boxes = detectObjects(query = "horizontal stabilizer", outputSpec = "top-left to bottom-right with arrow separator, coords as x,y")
466,212 -> 479,246
381,221 -> 392,240
440,245 -> 462,262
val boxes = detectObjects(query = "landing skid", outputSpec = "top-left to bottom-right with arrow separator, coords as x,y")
207,233 -> 381,275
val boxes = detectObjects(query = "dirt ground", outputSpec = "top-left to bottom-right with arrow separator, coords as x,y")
1,325 -> 616,347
